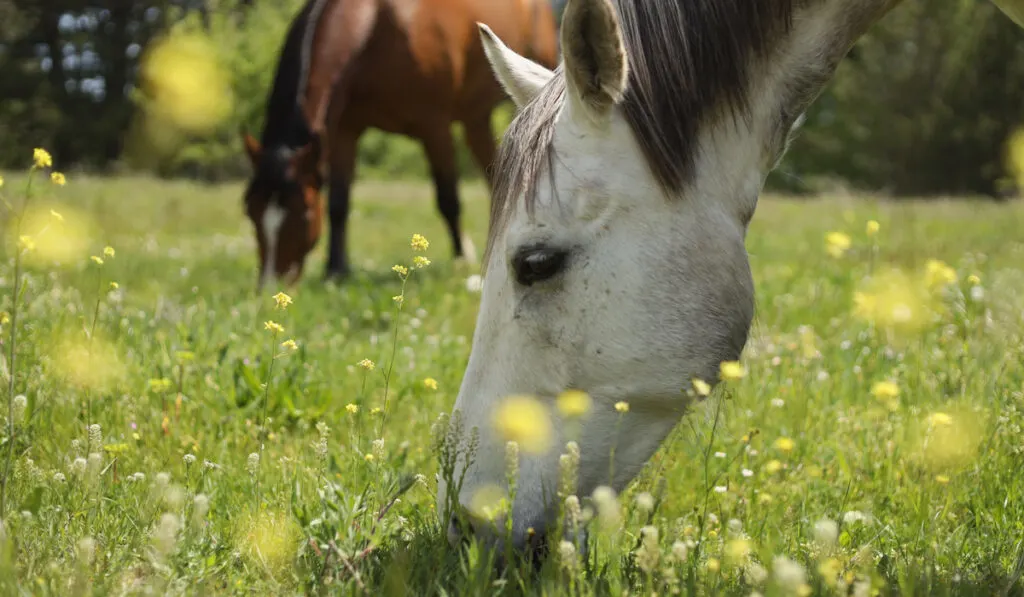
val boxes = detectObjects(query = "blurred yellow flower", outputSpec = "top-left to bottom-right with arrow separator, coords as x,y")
364,453 -> 374,462
280,339 -> 298,351
469,484 -> 509,522
871,381 -> 899,399
967,274 -> 981,285
774,437 -> 795,453
346,404 -> 359,414
109,282 -> 119,290
692,378 -> 711,396
493,394 -> 552,454
50,336 -> 126,391
140,32 -> 233,135
357,359 -> 374,371
706,558 -> 720,573
1005,126 -> 1024,189
724,538 -> 752,565
263,321 -> 284,333
927,412 -> 953,427
557,389 -> 592,418
33,148 -> 53,168
825,231 -> 851,258
413,256 -> 431,268
103,246 -> 115,258
765,460 -> 783,474
90,255 -> 104,265
924,259 -> 957,289
393,295 -> 404,306
410,234 -> 429,252
614,401 -> 630,413
49,209 -> 63,221
719,361 -> 746,381
935,474 -> 950,484
0,312 -> 9,326
866,220 -> 880,236
18,235 -> 35,252
0,175 -> 4,187
391,265 -> 409,277
918,410 -> 982,471
50,172 -> 66,186
852,267 -> 939,336
423,377 -> 438,390
272,292 -> 292,310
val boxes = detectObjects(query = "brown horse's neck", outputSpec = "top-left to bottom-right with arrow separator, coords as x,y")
298,0 -> 379,137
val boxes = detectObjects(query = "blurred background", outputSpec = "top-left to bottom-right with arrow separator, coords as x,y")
0,0 -> 1022,198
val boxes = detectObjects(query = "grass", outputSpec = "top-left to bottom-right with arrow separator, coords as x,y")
1,166 -> 1023,596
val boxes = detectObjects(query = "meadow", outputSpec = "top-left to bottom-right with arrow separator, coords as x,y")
1,154 -> 1023,597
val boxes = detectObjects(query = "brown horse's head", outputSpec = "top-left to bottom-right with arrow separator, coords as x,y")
241,131 -> 325,291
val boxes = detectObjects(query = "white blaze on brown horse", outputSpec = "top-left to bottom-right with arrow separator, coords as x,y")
241,0 -> 559,289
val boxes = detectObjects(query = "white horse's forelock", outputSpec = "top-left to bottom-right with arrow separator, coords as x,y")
260,204 -> 286,290
442,0 -> 1024,557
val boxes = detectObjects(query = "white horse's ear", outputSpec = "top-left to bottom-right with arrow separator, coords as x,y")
991,0 -> 1024,28
560,0 -> 628,128
477,23 -> 554,109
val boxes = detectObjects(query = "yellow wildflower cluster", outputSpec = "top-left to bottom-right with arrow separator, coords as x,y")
720,360 -> 746,381
272,292 -> 293,310
33,148 -> 53,169
263,321 -> 284,334
410,233 -> 429,252
556,389 -> 591,418
825,231 -> 852,258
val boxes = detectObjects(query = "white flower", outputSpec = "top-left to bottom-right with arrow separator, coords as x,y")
813,518 -> 839,546
771,398 -> 785,408
12,395 -> 27,423
247,453 -> 260,475
714,451 -> 726,459
843,510 -> 870,525
671,540 -> 688,562
635,491 -> 655,513
70,457 -> 87,478
465,274 -> 483,293
52,472 -> 66,483
742,468 -> 754,478
772,556 -> 806,590
183,454 -> 196,466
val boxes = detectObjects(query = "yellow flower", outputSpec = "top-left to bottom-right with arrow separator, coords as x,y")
391,264 -> 409,277
0,175 -> 4,187
49,209 -> 63,221
423,377 -> 438,390
724,539 -> 752,565
818,558 -> 842,587
109,282 -> 119,290
852,267 -> 940,336
280,339 -> 298,351
871,380 -> 899,400
927,412 -> 953,427
825,231 -> 852,258
346,404 -> 359,414
0,312 -> 9,326
364,453 -> 374,462
706,558 -> 720,573
263,320 -> 284,333
50,172 -> 66,186
866,220 -> 880,236
272,291 -> 292,310
557,389 -> 592,418
967,274 -> 980,285
935,474 -> 950,484
719,361 -> 746,381
18,235 -> 36,252
90,255 -> 104,265
357,359 -> 374,371
33,148 -> 53,168
692,378 -> 711,397
773,437 -> 795,453
614,401 -> 630,413
103,246 -> 115,258
492,394 -> 552,454
924,259 -> 957,289
765,459 -> 783,474
392,295 -> 404,306
370,407 -> 382,415
758,492 -> 774,504
410,233 -> 429,252
413,256 -> 431,268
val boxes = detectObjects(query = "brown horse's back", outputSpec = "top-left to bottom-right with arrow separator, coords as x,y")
331,0 -> 558,135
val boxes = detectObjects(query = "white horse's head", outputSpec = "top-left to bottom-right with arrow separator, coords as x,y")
440,0 -> 1024,557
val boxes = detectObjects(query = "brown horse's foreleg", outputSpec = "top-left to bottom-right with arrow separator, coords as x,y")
325,129 -> 360,280
462,112 -> 498,191
420,126 -> 465,260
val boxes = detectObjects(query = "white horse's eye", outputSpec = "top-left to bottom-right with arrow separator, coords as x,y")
511,246 -> 569,287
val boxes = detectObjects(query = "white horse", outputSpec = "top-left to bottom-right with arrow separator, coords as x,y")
438,0 -> 1024,556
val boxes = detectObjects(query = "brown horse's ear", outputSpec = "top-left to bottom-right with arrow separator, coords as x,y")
242,130 -> 262,166
290,136 -> 323,182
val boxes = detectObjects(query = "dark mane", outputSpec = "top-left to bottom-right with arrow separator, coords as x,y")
258,0 -> 332,150
485,0 -> 811,266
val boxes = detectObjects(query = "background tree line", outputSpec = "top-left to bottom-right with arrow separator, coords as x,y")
0,0 -> 1021,197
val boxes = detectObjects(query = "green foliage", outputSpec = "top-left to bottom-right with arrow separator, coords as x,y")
769,0 -> 1024,197
1,162 -> 1024,594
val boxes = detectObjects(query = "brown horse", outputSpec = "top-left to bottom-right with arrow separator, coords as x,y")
240,0 -> 559,289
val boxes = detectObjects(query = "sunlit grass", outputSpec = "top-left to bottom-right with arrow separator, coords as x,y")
0,161 -> 1023,596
